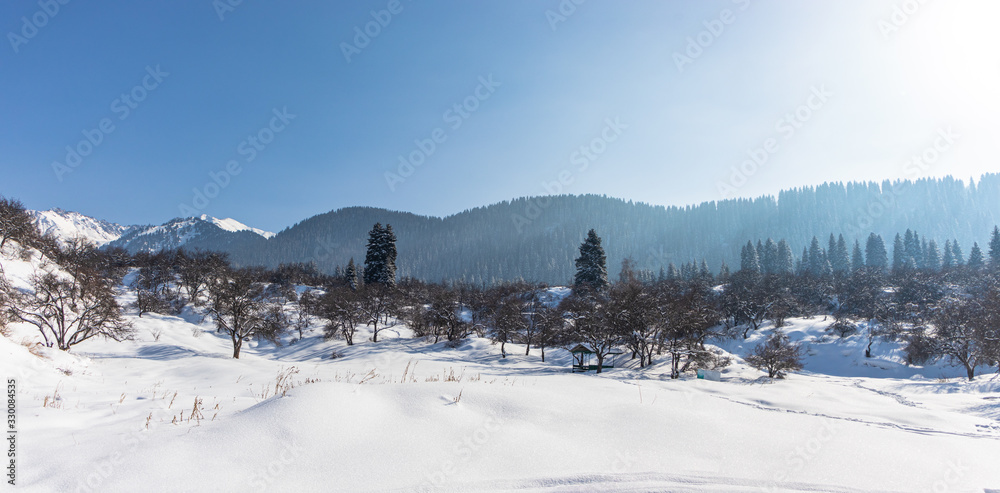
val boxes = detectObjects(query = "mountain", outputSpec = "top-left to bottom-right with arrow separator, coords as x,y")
215,175 -> 1000,284
30,208 -> 134,246
198,215 -> 275,239
82,174 -> 1000,284
105,215 -> 273,254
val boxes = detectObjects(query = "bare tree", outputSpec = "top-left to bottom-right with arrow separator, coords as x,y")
659,283 -> 722,378
722,270 -> 772,338
608,271 -> 657,368
206,267 -> 278,358
426,286 -> 469,344
10,269 -> 132,351
358,284 -> 397,343
176,250 -> 228,305
311,286 -> 364,345
0,197 -> 37,250
483,284 -> 525,358
745,330 -> 803,379
559,287 -> 621,373
0,269 -> 11,337
926,295 -> 995,380
533,304 -> 564,362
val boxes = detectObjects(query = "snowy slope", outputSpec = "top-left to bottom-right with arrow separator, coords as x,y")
6,314 -> 999,492
29,209 -> 133,246
2,243 -> 999,492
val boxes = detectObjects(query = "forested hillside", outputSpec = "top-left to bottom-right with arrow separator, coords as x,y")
107,175 -> 1000,285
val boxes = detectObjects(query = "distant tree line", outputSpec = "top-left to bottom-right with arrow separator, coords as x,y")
143,174 -> 1000,285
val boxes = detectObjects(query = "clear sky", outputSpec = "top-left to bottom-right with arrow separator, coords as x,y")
2,0 -> 999,232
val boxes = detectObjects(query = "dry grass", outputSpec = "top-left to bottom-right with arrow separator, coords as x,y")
250,366 -> 315,402
21,338 -> 46,358
42,384 -> 62,409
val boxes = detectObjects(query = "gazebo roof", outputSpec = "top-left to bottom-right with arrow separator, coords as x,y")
569,344 -> 593,354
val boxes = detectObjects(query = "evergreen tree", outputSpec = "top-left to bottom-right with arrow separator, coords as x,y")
920,238 -> 929,269
989,226 -> 1000,268
903,229 -> 923,269
808,236 -> 824,277
942,240 -> 954,270
666,263 -> 680,281
821,258 -> 834,279
574,229 -> 609,290
717,261 -> 730,282
833,234 -> 850,274
925,240 -> 941,271
798,247 -> 809,276
762,238 -> 778,275
851,240 -> 865,272
968,242 -> 985,270
776,239 -> 795,275
866,233 -> 888,273
345,258 -> 359,291
363,223 -> 398,288
952,239 -> 965,265
698,259 -> 712,281
741,241 -> 761,274
892,234 -> 905,273
682,261 -> 696,280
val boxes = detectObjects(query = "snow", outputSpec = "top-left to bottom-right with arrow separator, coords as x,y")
29,209 -> 131,246
2,245 -> 999,492
199,215 -> 275,239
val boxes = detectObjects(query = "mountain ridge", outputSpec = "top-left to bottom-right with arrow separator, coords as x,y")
29,174 -> 1000,284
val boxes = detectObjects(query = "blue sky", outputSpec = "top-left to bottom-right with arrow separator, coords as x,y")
2,0 -> 999,232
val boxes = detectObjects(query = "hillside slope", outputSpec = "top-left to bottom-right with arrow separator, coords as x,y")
3,244 -> 998,492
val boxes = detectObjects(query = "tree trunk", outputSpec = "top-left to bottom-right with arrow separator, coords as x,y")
595,353 -> 605,374
966,364 -> 976,381
233,341 -> 242,359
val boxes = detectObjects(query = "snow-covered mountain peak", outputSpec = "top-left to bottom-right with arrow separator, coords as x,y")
197,214 -> 275,239
29,209 -> 133,246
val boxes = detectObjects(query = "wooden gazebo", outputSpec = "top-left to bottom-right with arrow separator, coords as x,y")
569,345 -> 623,372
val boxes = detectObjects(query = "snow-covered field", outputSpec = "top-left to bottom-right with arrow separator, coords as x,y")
3,250 -> 1000,492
